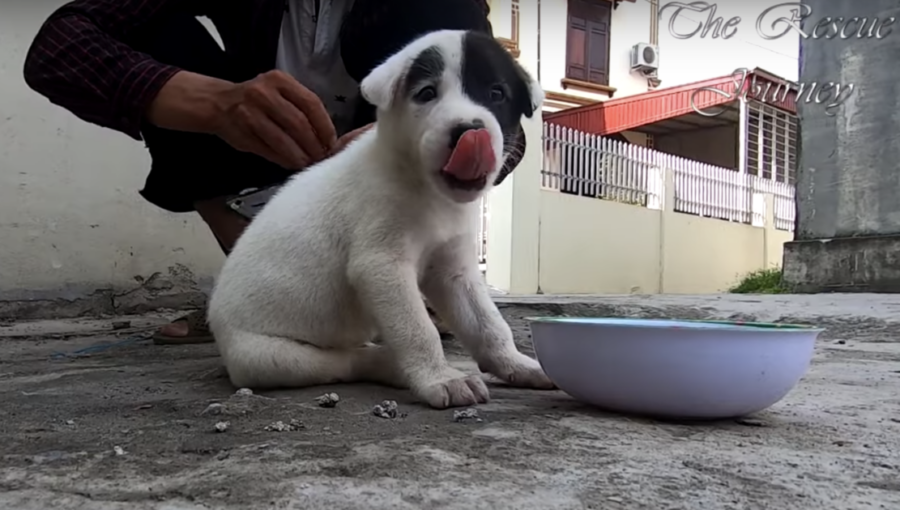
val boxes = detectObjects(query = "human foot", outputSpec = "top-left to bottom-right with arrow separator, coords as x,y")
152,309 -> 215,345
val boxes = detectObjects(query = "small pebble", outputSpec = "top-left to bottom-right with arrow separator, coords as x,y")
203,403 -> 224,416
264,419 -> 305,432
235,388 -> 254,396
113,446 -> 126,456
214,421 -> 230,433
607,496 -> 624,503
735,418 -> 767,427
65,420 -> 75,426
453,408 -> 482,423
372,400 -> 399,419
316,393 -> 340,408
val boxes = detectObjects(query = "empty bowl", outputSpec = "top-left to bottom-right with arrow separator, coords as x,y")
529,317 -> 823,420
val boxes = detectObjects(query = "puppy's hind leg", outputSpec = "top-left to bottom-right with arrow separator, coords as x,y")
216,330 -> 404,389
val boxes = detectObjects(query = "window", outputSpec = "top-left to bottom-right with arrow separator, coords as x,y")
566,0 -> 611,86
746,102 -> 798,184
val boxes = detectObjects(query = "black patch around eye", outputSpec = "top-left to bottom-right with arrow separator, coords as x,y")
460,32 -> 533,131
460,31 -> 536,184
490,86 -> 507,103
414,85 -> 438,103
404,46 -> 445,96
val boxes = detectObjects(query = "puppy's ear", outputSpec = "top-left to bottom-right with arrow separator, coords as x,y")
512,62 -> 545,119
362,40 -> 448,112
360,53 -> 409,110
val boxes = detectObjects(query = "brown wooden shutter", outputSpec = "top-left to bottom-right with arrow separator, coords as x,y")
587,17 -> 609,84
566,15 -> 588,80
566,0 -> 611,85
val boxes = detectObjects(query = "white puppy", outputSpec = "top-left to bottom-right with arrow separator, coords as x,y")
208,29 -> 554,409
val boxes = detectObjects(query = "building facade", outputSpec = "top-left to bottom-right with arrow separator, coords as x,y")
488,0 -> 801,183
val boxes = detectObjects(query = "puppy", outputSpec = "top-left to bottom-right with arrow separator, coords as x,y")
208,29 -> 554,409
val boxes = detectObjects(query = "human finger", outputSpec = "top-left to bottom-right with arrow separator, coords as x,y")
243,111 -> 309,169
267,96 -> 327,162
277,79 -> 338,150
329,123 -> 374,157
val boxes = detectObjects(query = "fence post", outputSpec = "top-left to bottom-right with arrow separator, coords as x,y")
657,164 -> 676,293
663,163 -> 676,213
485,113 -> 542,294
647,165 -> 664,210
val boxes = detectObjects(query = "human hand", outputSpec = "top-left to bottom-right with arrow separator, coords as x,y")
211,70 -> 337,169
328,123 -> 374,158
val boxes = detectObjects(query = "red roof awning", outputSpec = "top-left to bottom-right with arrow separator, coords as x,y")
543,68 -> 798,135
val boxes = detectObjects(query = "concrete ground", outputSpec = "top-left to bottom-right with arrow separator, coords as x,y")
1,294 -> 900,509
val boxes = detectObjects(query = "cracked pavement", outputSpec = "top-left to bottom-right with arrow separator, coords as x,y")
1,294 -> 900,509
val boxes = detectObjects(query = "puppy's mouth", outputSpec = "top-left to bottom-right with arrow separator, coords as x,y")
440,129 -> 495,191
441,173 -> 488,190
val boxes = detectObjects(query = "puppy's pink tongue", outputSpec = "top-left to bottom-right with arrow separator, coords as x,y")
442,129 -> 495,181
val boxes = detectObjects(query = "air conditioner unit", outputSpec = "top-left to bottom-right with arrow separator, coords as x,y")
630,43 -> 659,76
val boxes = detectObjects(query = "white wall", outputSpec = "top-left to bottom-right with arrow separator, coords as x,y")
658,2 -> 799,86
536,0 -> 653,99
532,0 -> 799,102
0,2 -> 223,310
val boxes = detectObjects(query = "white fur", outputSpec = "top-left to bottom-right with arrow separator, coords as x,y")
208,30 -> 553,409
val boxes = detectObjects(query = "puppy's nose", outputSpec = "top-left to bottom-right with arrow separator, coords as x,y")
449,119 -> 486,148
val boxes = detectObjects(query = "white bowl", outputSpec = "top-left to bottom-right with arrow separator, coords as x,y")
530,317 -> 823,420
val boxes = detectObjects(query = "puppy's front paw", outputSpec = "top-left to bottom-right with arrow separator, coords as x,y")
480,352 -> 556,390
411,368 -> 490,409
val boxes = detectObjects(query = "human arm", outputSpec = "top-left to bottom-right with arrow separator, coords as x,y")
23,0 -> 337,169
22,0 -> 215,140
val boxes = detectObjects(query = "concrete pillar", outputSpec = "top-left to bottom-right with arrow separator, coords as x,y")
762,194 -> 778,268
485,0 -> 542,294
657,166 -> 676,294
782,0 -> 900,292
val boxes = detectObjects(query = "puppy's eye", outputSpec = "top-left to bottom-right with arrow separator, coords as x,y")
490,86 -> 506,103
414,86 -> 437,103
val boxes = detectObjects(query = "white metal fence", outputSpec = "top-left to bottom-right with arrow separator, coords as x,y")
541,123 -> 796,231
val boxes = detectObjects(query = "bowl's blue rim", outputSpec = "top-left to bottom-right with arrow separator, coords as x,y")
526,316 -> 824,332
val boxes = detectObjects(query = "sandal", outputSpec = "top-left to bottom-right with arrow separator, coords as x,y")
152,309 -> 215,345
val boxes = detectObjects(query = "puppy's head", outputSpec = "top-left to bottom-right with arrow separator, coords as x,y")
360,30 -> 543,203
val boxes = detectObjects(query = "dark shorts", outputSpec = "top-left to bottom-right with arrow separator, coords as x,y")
133,0 -> 492,212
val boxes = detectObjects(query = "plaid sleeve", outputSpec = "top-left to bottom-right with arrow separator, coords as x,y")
22,0 -> 210,140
